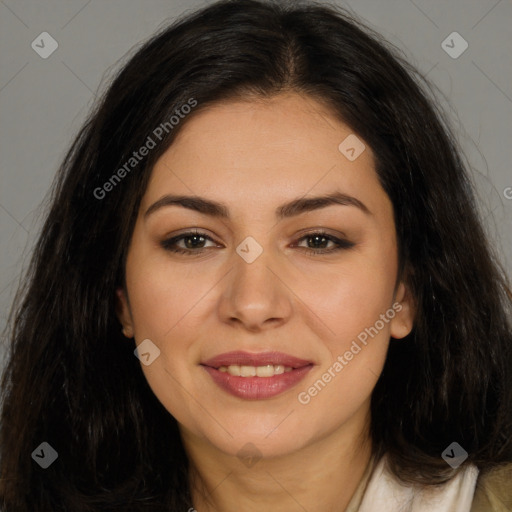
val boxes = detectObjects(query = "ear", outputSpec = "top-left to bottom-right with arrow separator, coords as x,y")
390,281 -> 415,340
115,287 -> 134,339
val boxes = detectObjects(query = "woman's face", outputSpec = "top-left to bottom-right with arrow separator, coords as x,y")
117,92 -> 414,459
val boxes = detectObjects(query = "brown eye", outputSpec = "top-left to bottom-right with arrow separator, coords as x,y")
161,230 -> 218,255
295,232 -> 355,255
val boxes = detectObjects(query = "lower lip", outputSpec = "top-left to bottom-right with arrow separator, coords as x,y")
201,365 -> 313,400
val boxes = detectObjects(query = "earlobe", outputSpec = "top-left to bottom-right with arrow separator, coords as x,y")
390,281 -> 415,340
115,287 -> 134,339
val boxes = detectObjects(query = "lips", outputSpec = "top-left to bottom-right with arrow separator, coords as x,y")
201,350 -> 314,400
201,350 -> 312,369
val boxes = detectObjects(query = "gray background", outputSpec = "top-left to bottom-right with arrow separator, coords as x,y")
1,0 -> 511,367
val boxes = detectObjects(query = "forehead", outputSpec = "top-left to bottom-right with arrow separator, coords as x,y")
141,93 -> 392,222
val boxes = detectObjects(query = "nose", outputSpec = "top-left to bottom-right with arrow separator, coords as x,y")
217,244 -> 293,332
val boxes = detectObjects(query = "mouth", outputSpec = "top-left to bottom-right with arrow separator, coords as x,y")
200,351 -> 314,400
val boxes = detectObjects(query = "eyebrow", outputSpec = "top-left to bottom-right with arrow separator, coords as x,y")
144,191 -> 372,220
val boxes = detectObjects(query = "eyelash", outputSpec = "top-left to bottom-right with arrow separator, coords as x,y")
160,229 -> 355,256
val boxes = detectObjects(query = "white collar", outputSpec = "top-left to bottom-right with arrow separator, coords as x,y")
357,455 -> 479,512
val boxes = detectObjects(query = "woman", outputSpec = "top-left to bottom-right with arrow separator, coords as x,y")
1,0 -> 511,510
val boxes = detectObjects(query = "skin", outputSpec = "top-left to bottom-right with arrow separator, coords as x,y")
117,91 -> 415,512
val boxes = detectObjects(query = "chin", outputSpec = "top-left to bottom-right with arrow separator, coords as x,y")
195,419 -> 313,460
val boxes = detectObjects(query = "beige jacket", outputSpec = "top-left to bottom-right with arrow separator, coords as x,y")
345,457 -> 512,511
470,464 -> 512,512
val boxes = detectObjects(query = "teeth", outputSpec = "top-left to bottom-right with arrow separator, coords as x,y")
218,364 -> 293,377
241,365 -> 256,377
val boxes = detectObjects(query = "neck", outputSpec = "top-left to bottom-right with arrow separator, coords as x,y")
182,411 -> 373,512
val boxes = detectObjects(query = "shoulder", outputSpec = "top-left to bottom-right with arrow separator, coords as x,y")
471,463 -> 512,512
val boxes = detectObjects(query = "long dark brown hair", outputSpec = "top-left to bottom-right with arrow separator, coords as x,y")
1,0 -> 511,510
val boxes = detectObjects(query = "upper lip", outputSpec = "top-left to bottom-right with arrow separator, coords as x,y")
201,351 -> 313,369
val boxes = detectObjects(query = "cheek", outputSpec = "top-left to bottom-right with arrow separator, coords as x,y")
124,247 -> 202,341
124,252 -> 203,418
297,275 -> 395,422
314,259 -> 397,350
